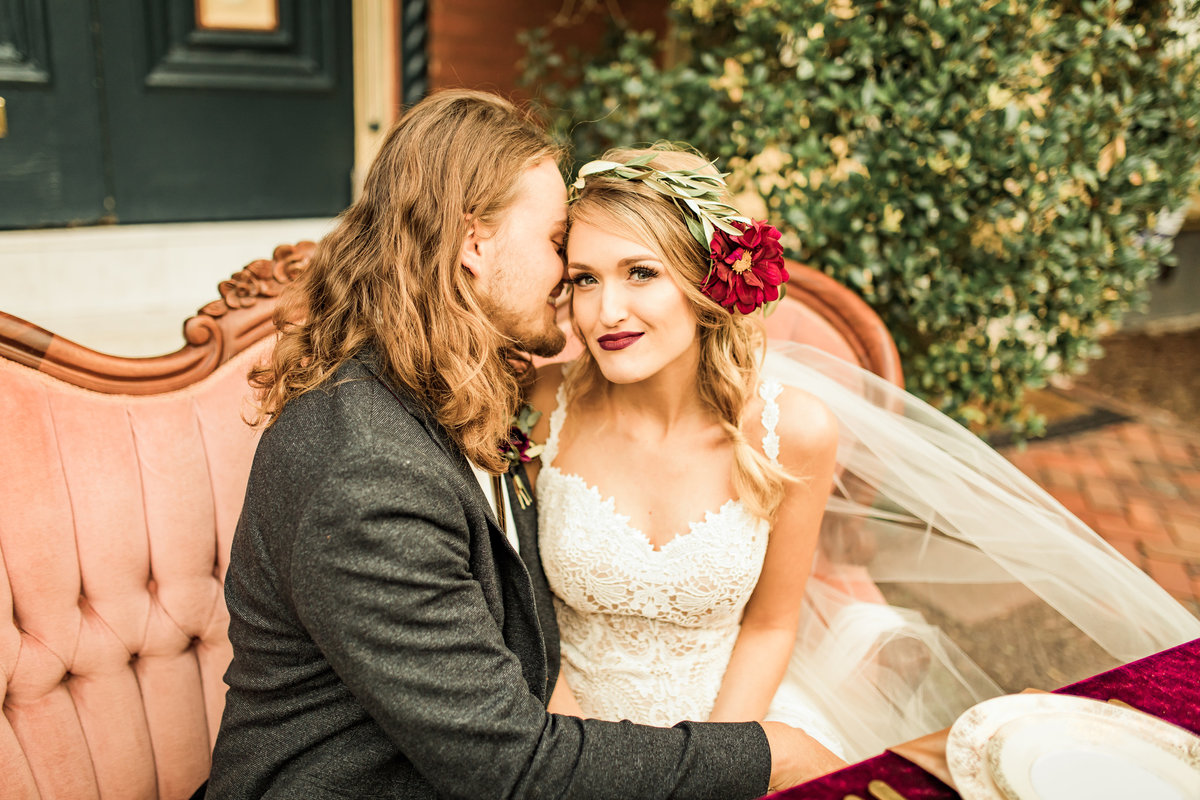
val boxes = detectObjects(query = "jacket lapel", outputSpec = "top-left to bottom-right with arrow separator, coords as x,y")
504,464 -> 560,694
354,347 -> 551,699
503,464 -> 539,565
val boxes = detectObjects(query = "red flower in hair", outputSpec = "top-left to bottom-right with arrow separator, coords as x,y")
701,220 -> 789,314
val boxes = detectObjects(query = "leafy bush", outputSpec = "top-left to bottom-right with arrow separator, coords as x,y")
522,0 -> 1200,435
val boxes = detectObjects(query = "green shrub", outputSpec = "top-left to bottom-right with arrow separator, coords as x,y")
522,0 -> 1200,435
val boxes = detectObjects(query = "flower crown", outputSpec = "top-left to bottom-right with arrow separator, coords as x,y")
569,154 -> 789,314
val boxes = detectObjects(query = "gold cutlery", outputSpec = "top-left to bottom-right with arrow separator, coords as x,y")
867,779 -> 909,800
842,795 -> 866,800
1106,697 -> 1136,711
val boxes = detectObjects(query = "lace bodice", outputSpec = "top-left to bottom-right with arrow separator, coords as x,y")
536,377 -> 781,726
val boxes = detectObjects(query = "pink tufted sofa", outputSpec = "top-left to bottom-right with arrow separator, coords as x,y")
0,243 -> 312,800
761,263 -> 901,387
0,247 -> 897,799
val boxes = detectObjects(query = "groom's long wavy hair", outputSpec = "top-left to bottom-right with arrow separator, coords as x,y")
567,146 -> 791,521
250,90 -> 561,472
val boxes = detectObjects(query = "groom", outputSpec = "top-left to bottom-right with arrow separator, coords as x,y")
206,89 -> 837,799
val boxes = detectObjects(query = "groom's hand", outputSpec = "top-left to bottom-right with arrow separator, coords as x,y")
760,720 -> 848,791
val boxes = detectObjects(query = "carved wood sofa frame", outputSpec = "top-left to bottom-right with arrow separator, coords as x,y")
1,243 -> 311,800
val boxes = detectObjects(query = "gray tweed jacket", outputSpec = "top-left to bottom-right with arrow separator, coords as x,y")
207,347 -> 771,799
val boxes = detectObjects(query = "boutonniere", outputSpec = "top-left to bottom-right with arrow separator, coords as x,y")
501,404 -> 543,509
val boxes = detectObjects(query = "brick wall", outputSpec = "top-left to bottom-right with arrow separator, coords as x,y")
427,0 -> 667,98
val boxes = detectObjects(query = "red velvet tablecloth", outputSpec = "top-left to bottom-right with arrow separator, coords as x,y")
770,637 -> 1200,799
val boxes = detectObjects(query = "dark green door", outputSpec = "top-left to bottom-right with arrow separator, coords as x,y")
0,0 -> 353,229
0,2 -> 109,227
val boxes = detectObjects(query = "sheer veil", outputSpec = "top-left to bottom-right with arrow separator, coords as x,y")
762,341 -> 1200,760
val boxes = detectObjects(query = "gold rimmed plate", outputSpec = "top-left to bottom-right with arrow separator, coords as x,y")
946,694 -> 1200,800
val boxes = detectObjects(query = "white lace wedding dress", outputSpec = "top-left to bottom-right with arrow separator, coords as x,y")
536,344 -> 1200,761
537,377 -> 847,753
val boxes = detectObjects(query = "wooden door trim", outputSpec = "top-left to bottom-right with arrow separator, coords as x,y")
352,0 -> 400,199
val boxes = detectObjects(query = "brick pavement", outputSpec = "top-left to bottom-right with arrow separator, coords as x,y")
1000,406 -> 1200,617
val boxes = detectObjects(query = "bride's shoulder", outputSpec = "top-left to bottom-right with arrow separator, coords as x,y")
756,383 -> 838,465
527,361 -> 568,415
519,363 -> 570,476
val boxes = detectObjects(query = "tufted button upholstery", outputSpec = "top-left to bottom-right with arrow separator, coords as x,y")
0,341 -> 268,800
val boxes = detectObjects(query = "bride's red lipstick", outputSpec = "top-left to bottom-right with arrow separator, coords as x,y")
597,332 -> 644,351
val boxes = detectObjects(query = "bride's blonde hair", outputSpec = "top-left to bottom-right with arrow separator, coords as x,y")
566,145 -> 791,521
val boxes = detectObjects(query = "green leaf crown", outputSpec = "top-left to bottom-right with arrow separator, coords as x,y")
569,153 -> 750,253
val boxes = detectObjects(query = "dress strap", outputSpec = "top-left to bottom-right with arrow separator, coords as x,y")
758,378 -> 782,464
541,375 -> 570,467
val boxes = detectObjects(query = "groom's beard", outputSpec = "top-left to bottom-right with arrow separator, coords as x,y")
521,327 -> 568,358
481,296 -> 568,358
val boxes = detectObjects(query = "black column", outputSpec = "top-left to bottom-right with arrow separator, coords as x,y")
400,0 -> 428,106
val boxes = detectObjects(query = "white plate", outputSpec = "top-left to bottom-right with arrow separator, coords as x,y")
946,694 -> 1200,800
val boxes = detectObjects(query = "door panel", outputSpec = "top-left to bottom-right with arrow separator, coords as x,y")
0,0 -> 110,228
95,0 -> 354,223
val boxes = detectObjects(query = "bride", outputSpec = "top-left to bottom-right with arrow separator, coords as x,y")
523,144 -> 1200,761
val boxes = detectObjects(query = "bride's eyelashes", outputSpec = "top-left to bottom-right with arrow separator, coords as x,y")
567,264 -> 659,287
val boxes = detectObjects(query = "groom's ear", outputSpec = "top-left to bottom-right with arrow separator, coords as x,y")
459,214 -> 489,280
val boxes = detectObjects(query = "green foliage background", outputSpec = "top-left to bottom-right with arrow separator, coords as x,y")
522,0 -> 1200,434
